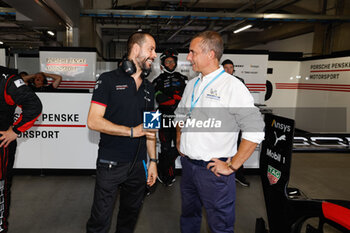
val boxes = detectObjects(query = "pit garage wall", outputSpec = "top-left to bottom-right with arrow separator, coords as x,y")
5,56 -> 40,74
265,56 -> 350,133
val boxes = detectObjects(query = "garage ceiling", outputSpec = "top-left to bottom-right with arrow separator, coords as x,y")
0,0 -> 349,57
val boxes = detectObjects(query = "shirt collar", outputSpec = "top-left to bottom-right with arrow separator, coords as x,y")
198,66 -> 224,81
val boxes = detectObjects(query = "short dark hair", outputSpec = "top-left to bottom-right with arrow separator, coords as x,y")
126,32 -> 154,55
19,71 -> 28,77
192,31 -> 224,61
221,59 -> 234,66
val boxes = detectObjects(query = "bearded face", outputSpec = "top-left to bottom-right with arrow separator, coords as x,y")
136,50 -> 152,71
135,35 -> 156,72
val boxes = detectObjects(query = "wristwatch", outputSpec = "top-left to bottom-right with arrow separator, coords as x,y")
227,161 -> 237,172
149,158 -> 158,163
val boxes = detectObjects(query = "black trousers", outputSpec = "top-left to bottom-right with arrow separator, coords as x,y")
86,160 -> 147,233
158,126 -> 179,183
0,140 -> 16,233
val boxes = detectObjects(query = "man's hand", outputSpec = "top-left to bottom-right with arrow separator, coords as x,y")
0,126 -> 18,148
144,129 -> 157,140
133,124 -> 157,139
206,158 -> 234,177
147,162 -> 158,186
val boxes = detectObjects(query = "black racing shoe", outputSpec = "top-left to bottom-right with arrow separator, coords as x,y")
235,176 -> 250,187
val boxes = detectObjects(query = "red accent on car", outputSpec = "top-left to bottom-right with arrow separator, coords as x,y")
322,201 -> 350,230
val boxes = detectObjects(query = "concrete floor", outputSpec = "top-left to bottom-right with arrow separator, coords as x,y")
9,153 -> 350,233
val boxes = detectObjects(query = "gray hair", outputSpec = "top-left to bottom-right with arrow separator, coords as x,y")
193,31 -> 224,61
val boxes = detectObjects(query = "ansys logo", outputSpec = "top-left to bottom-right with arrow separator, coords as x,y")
271,119 -> 291,133
267,165 -> 281,185
143,110 -> 161,129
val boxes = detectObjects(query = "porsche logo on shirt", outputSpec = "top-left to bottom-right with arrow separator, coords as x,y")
116,84 -> 128,90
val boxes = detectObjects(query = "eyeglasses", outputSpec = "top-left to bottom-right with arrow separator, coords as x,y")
164,60 -> 175,65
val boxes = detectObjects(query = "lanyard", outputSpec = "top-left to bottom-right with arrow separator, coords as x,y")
189,69 -> 225,117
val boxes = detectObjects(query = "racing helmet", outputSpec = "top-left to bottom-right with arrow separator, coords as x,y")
160,48 -> 178,72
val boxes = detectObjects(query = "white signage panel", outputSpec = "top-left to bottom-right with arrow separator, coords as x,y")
15,93 -> 99,169
39,51 -> 97,89
297,56 -> 350,132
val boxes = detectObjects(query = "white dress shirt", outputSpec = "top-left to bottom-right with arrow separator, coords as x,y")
175,66 -> 265,161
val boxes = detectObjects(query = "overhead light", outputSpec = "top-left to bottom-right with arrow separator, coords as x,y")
233,25 -> 252,34
0,41 -> 3,45
47,30 -> 55,36
137,28 -> 142,32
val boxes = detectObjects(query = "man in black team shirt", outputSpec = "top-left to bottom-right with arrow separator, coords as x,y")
86,32 -> 158,233
0,66 -> 42,233
152,49 -> 187,186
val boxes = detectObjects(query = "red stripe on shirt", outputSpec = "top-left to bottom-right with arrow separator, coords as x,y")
91,101 -> 107,107
4,75 -> 16,105
15,113 -> 42,132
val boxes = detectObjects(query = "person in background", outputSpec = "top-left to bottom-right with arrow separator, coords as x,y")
18,71 -> 29,85
175,31 -> 264,233
152,48 -> 188,186
86,32 -> 158,233
221,59 -> 250,187
23,72 -> 62,92
222,59 -> 245,84
0,66 -> 42,233
18,71 -> 28,78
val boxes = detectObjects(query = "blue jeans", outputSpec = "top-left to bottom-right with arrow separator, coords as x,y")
180,156 -> 236,233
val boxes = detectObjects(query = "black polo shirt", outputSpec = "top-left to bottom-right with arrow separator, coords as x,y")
91,68 -> 154,162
